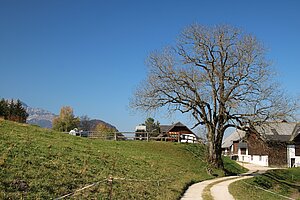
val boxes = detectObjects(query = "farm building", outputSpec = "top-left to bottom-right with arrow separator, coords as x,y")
159,122 -> 199,143
222,122 -> 300,167
135,125 -> 147,140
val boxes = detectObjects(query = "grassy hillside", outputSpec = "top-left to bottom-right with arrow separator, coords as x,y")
0,119 -> 226,199
229,168 -> 300,200
223,156 -> 248,175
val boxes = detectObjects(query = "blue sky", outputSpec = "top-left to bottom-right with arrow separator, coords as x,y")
1,0 -> 299,132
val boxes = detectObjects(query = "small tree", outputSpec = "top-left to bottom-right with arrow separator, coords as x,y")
144,117 -> 160,137
94,123 -> 115,139
52,106 -> 80,132
79,115 -> 91,131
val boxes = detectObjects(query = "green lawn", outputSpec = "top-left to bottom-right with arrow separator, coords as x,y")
0,119 -> 215,199
229,168 -> 300,200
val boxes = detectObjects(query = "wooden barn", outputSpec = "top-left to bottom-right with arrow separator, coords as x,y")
159,122 -> 199,143
222,122 -> 300,167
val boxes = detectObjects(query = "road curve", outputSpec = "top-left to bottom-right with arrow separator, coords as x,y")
210,163 -> 277,200
210,175 -> 251,200
181,176 -> 237,200
181,162 -> 277,200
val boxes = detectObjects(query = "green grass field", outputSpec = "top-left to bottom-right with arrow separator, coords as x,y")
229,168 -> 300,200
0,119 -> 244,199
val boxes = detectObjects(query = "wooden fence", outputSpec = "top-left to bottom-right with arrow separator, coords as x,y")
65,131 -> 198,143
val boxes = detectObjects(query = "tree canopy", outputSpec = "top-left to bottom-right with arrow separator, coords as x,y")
131,24 -> 297,167
52,106 -> 80,132
94,123 -> 116,139
144,117 -> 160,137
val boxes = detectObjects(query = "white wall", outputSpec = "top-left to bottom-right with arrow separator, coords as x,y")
180,134 -> 197,143
238,155 -> 251,163
295,158 -> 300,167
231,146 -> 269,167
248,155 -> 269,166
287,145 -> 300,167
237,148 -> 251,162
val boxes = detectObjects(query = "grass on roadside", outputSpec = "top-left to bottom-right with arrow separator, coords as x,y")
229,168 -> 300,200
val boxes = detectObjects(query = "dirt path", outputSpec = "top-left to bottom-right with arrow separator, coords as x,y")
210,175 -> 251,200
181,162 -> 277,200
181,176 -> 236,200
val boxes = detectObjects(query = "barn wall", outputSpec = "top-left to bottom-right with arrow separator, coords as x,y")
247,132 -> 268,155
267,141 -> 287,166
247,132 -> 287,167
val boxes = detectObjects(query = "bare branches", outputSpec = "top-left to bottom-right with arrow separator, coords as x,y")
132,24 -> 297,127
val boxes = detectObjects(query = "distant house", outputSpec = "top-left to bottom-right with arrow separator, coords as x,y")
158,122 -> 199,143
135,125 -> 147,140
221,129 -> 246,158
222,122 -> 300,167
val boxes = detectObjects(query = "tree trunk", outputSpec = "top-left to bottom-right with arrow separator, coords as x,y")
208,143 -> 224,168
207,128 -> 224,169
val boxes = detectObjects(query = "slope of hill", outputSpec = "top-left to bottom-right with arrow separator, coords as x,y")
0,119 -> 228,199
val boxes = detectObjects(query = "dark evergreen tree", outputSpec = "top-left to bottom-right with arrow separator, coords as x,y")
15,99 -> 28,123
0,98 -> 9,119
8,99 -> 16,121
0,99 -> 28,123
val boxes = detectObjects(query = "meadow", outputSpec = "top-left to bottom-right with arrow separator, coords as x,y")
0,119 -> 243,199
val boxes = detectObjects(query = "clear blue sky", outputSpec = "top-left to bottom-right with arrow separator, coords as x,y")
1,0 -> 299,132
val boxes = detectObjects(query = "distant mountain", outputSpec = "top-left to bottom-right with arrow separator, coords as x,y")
87,119 -> 118,132
25,105 -> 57,129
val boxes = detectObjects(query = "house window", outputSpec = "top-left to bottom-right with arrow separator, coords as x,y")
251,155 -> 253,161
259,155 -> 262,161
233,142 -> 239,154
295,144 -> 300,156
240,148 -> 246,155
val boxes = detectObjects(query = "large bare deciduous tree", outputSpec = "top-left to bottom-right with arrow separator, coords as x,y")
131,24 -> 297,168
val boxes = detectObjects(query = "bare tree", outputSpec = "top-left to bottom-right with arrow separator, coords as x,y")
80,115 -> 91,131
131,24 -> 297,168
